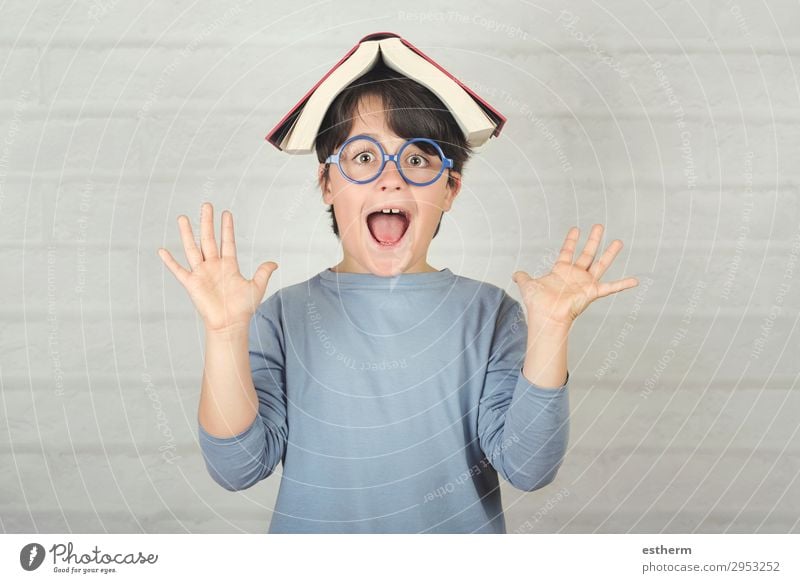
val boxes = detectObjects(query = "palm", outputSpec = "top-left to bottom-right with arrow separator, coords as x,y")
182,255 -> 261,331
158,203 -> 278,333
513,224 -> 638,327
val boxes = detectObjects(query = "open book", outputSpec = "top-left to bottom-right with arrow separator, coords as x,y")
266,32 -> 507,154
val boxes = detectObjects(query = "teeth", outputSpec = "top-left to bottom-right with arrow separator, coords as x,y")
380,208 -> 402,214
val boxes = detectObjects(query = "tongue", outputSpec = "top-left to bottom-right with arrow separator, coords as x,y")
367,213 -> 407,244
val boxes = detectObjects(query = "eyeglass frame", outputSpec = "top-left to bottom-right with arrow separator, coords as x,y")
324,134 -> 454,187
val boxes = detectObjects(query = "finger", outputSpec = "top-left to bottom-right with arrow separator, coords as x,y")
589,239 -> 624,280
511,270 -> 532,285
178,215 -> 203,269
557,227 -> 580,264
220,210 -> 238,260
200,202 -> 219,261
158,247 -> 191,286
597,277 -> 639,298
574,224 -> 604,270
251,261 -> 279,304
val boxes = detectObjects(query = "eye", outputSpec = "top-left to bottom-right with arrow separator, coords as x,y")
356,151 -> 374,164
406,153 -> 429,167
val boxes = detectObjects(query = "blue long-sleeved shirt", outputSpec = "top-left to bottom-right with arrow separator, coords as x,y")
198,267 -> 570,533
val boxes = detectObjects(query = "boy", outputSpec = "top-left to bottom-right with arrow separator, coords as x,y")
157,64 -> 638,533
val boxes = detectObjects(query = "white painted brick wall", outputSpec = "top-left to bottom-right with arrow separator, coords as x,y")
1,0 -> 798,534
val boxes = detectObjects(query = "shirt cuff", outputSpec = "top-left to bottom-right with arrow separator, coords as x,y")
515,367 -> 569,395
197,414 -> 263,446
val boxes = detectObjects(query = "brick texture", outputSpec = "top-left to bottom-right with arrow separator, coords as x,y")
1,0 -> 798,533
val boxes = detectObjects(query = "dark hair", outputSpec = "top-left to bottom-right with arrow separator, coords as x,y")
315,61 -> 474,239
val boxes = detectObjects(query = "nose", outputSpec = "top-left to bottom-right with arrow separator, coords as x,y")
374,156 -> 406,190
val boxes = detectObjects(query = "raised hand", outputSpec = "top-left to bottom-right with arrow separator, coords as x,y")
158,202 -> 278,334
512,224 -> 638,329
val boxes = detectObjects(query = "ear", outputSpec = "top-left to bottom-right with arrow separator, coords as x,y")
319,163 -> 334,205
441,171 -> 462,212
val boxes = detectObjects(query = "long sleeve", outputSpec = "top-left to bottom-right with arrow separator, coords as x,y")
197,293 -> 289,491
477,292 -> 570,492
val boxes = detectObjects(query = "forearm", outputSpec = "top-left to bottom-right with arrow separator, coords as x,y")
495,322 -> 571,490
521,318 -> 570,389
198,325 -> 259,438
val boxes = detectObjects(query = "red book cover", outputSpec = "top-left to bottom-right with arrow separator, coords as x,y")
265,32 -> 507,152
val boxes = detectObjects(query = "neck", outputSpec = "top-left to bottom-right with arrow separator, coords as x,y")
331,260 -> 439,274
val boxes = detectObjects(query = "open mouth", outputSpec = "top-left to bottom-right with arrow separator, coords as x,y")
366,209 -> 411,247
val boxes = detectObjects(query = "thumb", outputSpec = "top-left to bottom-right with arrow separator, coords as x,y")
512,270 -> 531,285
252,261 -> 279,299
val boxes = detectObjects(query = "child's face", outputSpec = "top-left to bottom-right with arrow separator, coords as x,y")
319,94 -> 462,276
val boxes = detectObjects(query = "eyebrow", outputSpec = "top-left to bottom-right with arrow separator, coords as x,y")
351,133 -> 405,147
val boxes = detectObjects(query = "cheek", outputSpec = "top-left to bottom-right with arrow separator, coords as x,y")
329,193 -> 364,238
416,194 -> 448,226
335,207 -> 363,238
406,209 -> 436,240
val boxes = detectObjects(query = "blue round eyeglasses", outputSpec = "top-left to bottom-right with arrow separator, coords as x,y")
325,135 -> 454,187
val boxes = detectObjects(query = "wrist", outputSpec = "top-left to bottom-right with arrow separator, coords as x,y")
527,313 -> 573,337
205,322 -> 250,342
